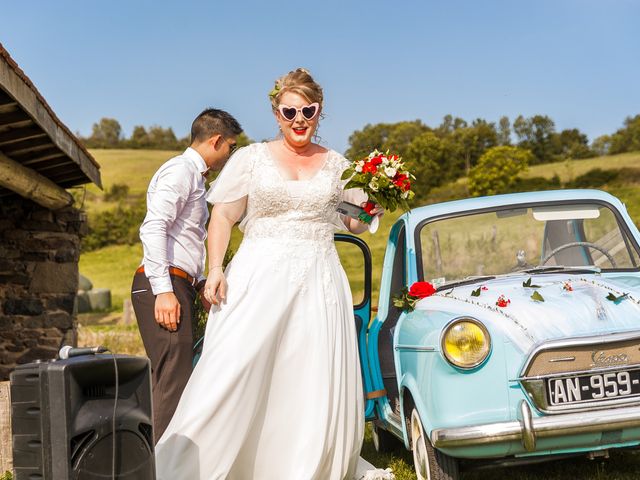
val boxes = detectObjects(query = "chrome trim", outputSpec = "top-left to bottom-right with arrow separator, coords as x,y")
519,331 -> 640,378
431,402 -> 640,450
548,356 -> 576,363
517,364 -> 640,382
439,316 -> 492,370
395,345 -> 436,352
518,400 -> 536,451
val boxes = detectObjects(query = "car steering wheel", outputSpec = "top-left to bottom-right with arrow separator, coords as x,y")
540,241 -> 617,268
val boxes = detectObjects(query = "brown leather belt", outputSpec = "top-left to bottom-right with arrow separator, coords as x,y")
136,265 -> 197,286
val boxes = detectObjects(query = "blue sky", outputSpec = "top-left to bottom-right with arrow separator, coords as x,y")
2,0 -> 639,154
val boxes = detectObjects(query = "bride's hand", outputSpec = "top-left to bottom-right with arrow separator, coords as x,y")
204,268 -> 227,305
364,203 -> 384,219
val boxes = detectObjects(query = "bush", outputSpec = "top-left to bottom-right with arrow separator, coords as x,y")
508,175 -> 561,193
424,181 -> 469,205
468,146 -> 533,196
82,201 -> 146,252
566,168 -> 620,188
104,183 -> 130,202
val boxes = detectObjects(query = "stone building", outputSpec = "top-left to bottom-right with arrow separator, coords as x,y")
0,43 -> 101,380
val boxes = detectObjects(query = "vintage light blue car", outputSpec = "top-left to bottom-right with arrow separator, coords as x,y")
345,189 -> 640,480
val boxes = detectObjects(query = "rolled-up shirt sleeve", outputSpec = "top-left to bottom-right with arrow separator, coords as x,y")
140,163 -> 191,294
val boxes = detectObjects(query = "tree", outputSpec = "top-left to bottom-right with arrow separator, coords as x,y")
591,135 -> 612,156
552,128 -> 593,159
346,123 -> 395,160
448,120 -> 498,174
468,146 -> 533,197
609,114 -> 640,154
147,125 -> 179,149
513,115 -> 556,164
87,117 -> 122,148
434,114 -> 467,138
404,132 -> 447,197
497,116 -> 511,145
129,125 -> 150,148
345,121 -> 429,160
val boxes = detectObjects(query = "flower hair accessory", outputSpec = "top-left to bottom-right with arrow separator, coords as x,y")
268,81 -> 282,99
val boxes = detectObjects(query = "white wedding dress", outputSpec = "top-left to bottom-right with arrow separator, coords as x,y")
155,143 -> 388,480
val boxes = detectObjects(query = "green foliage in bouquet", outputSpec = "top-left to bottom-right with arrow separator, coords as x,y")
341,150 -> 416,213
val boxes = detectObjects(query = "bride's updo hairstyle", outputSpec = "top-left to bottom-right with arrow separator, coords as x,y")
269,68 -> 324,111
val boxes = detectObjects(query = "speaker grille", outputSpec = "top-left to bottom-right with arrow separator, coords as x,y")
70,430 -> 96,467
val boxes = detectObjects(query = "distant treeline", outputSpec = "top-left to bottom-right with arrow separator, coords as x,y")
346,113 -> 640,198
81,113 -> 640,196
80,118 -> 251,150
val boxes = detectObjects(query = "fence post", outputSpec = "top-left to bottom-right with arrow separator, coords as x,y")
123,299 -> 134,325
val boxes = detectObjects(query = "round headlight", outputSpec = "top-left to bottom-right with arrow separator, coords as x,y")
441,318 -> 491,369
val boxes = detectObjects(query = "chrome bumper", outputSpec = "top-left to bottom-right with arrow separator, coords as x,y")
431,400 -> 640,452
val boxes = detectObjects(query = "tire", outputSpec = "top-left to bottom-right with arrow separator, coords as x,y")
372,422 -> 400,453
410,409 -> 459,480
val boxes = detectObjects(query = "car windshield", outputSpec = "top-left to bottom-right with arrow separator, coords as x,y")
418,202 -> 640,286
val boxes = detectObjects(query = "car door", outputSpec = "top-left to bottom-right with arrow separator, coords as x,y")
334,233 -> 376,419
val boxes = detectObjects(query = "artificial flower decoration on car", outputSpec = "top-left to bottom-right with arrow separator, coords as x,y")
606,292 -> 629,304
339,149 -> 416,224
393,281 -> 436,312
530,291 -> 545,302
495,295 -> 510,308
471,286 -> 488,297
522,278 -> 541,288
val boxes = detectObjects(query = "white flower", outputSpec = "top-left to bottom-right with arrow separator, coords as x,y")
382,156 -> 390,165
355,164 -> 363,173
369,179 -> 379,192
402,190 -> 410,199
384,166 -> 397,178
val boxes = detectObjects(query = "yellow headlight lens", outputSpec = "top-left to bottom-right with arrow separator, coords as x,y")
442,319 -> 491,368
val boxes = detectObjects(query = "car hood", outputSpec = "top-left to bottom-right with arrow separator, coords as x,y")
415,273 -> 640,353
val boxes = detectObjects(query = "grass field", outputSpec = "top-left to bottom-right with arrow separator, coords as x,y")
78,148 -> 640,479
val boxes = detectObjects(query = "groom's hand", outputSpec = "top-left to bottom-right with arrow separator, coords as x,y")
155,292 -> 181,331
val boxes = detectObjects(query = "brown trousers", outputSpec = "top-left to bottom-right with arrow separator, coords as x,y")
131,271 -> 196,442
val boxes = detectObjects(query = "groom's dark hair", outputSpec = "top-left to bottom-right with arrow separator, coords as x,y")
191,108 -> 242,144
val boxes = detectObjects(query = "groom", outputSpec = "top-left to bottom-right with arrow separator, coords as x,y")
131,108 -> 242,441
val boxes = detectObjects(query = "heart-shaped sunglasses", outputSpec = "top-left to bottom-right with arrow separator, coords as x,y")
277,103 -> 320,122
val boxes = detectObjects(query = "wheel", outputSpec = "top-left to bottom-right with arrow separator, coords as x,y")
372,422 -> 400,453
541,241 -> 617,268
411,409 -> 459,480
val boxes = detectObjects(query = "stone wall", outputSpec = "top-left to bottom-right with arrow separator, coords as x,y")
0,197 -> 86,380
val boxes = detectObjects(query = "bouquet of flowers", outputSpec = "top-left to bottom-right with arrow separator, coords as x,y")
338,150 -> 415,226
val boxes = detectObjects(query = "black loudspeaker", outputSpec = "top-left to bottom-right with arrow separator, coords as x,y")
10,355 -> 156,479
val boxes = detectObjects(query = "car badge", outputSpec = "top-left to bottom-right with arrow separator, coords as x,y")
590,350 -> 629,367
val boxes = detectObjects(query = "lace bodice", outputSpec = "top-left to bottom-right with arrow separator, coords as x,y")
207,142 -> 363,245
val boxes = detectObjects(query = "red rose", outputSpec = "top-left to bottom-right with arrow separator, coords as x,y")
393,173 -> 407,181
402,180 -> 411,192
408,282 -> 436,298
496,295 -> 510,308
370,156 -> 383,166
362,162 -> 377,174
363,201 -> 376,214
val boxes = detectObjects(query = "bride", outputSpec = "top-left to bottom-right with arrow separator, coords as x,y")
155,68 -> 389,480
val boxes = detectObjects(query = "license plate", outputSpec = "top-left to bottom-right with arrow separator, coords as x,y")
547,369 -> 640,405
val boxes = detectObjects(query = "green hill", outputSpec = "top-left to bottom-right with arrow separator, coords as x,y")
80,148 -> 640,313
